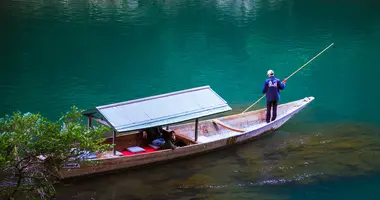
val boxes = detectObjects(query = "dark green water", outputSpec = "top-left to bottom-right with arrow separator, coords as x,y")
2,0 -> 380,199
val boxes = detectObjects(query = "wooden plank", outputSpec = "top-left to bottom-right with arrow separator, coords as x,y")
212,119 -> 245,133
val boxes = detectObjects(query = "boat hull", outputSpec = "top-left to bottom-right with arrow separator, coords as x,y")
59,97 -> 314,179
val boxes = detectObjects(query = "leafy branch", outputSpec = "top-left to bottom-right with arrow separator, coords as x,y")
0,106 -> 112,199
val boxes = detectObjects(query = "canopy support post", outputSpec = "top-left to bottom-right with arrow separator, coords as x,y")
87,116 -> 92,128
113,130 -> 117,155
194,118 -> 199,142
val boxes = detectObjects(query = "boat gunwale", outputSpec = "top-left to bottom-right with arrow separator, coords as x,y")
87,97 -> 314,162
60,96 -> 314,179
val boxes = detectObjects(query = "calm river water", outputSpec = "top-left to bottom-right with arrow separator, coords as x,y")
2,0 -> 380,199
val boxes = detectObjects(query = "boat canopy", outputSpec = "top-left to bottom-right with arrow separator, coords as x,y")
83,86 -> 232,133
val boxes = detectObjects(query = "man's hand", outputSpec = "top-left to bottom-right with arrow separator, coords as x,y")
283,78 -> 287,83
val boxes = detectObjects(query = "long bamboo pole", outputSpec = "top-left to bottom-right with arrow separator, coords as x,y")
241,42 -> 334,114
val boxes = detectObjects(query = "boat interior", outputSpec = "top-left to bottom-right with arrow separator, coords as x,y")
92,97 -> 313,159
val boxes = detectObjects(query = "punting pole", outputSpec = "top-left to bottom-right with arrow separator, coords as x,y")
241,42 -> 335,114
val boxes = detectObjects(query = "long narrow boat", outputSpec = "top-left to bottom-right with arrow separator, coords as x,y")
59,86 -> 314,179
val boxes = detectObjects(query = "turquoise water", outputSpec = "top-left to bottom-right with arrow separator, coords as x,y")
2,0 -> 380,199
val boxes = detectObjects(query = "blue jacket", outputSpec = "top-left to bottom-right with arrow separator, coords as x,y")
262,77 -> 285,101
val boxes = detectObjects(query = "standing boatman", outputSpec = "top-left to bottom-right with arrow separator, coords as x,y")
262,70 -> 287,123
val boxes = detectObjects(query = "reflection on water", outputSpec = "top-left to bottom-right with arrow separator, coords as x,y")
215,0 -> 262,20
5,0 -> 288,21
214,0 -> 286,20
56,121 -> 380,199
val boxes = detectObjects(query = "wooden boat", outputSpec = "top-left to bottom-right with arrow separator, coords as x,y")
59,86 -> 314,179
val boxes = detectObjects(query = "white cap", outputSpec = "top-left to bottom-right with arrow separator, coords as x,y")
267,70 -> 274,76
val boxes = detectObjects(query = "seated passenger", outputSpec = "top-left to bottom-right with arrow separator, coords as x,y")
160,130 -> 177,150
139,126 -> 164,145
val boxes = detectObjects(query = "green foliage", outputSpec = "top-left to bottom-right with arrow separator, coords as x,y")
0,106 -> 112,199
